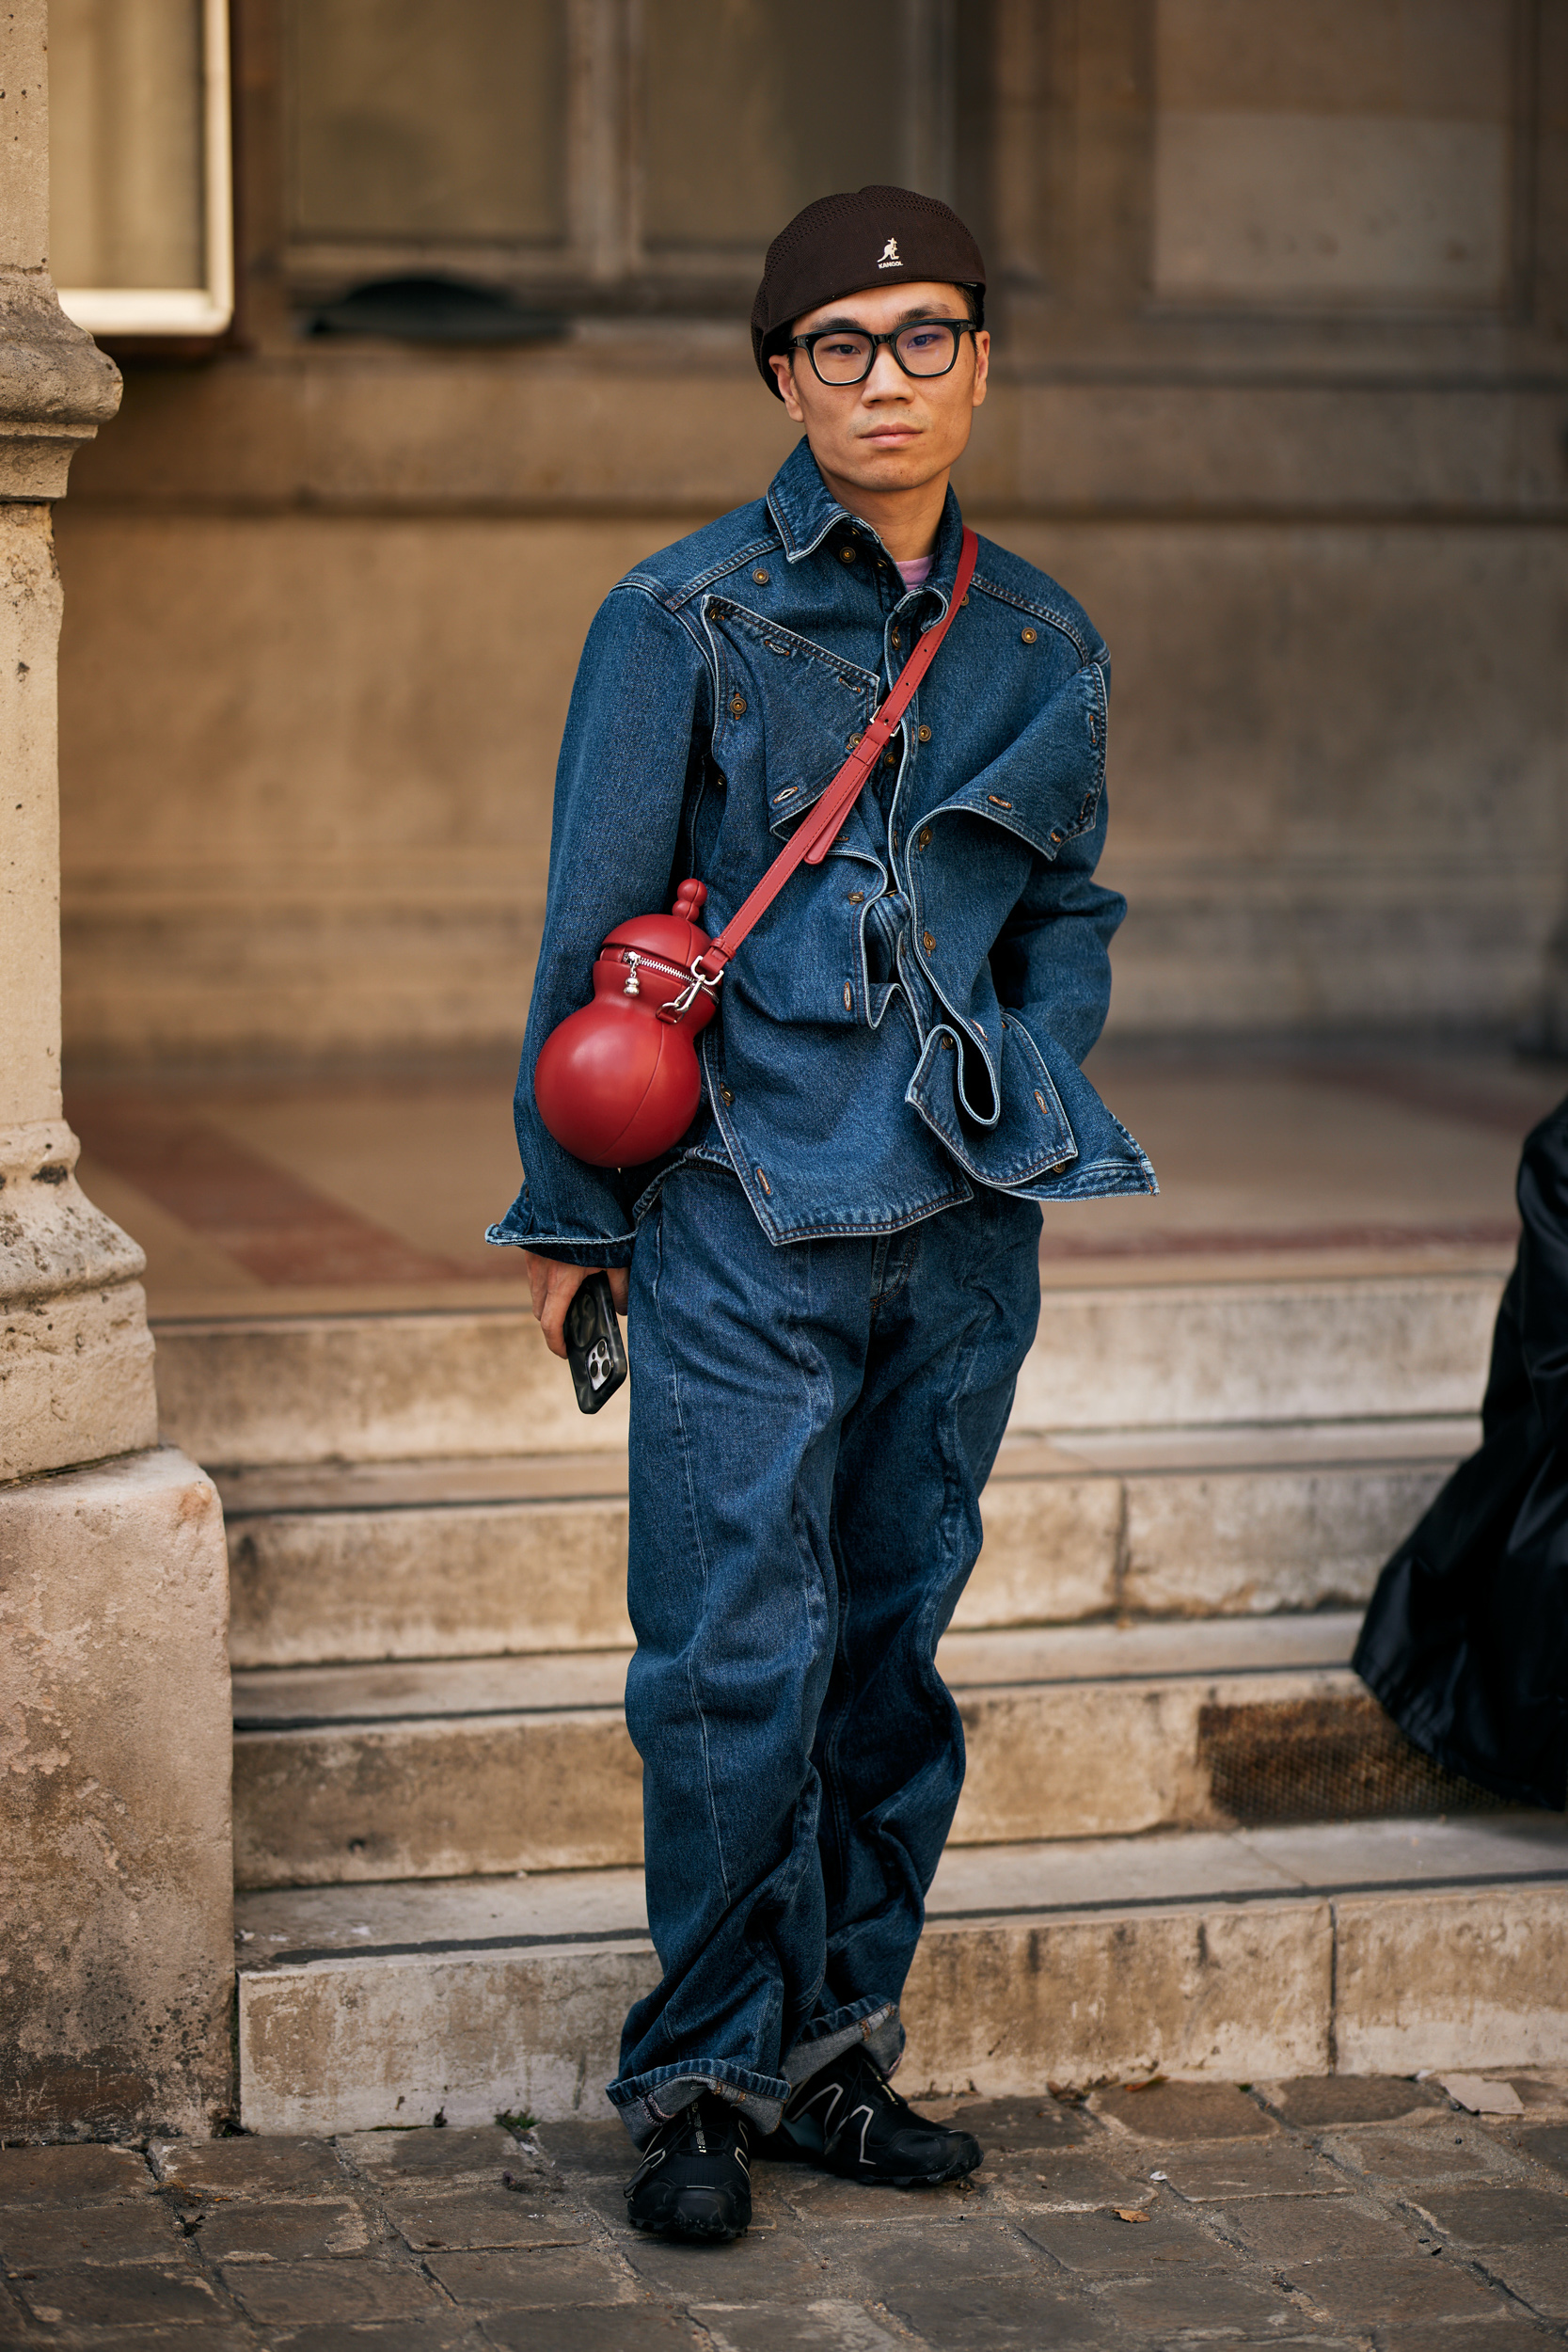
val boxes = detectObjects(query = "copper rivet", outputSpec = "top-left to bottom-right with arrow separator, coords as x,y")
752,567 -> 769,584
882,749 -> 896,767
942,1034 -> 955,1050
847,891 -> 863,904
730,692 -> 747,718
1035,1090 -> 1047,1112
922,930 -> 936,953
1021,627 -> 1037,644
840,546 -> 857,563
755,1166 -> 772,1194
721,1086 -> 734,1105
847,732 -> 863,750
1051,828 -> 1064,842
844,983 -> 852,1010
918,724 -> 932,742
891,629 -> 901,648
917,826 -> 932,850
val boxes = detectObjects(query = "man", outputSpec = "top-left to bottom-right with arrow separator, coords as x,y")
489,185 -> 1153,2242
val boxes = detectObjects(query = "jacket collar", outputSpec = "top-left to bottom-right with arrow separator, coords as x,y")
766,437 -> 967,611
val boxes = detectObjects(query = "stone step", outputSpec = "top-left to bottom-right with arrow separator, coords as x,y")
154,1266 -> 1502,1468
233,1811 -> 1568,2136
217,1420 -> 1470,1668
230,1611 -> 1514,1888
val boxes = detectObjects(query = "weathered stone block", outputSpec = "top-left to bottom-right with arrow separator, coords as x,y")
1335,1884 -> 1568,2074
155,1309 -> 623,1467
0,1447 -> 233,2139
956,1471 -> 1120,1628
238,1941 -> 660,2136
1120,1460 -> 1450,1617
901,1899 -> 1333,2092
232,1707 -> 644,1885
228,1493 -> 633,1668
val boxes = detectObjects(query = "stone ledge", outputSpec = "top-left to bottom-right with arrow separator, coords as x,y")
0,274 -> 120,499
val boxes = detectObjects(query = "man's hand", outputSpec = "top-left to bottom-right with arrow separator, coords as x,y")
523,1251 -> 630,1359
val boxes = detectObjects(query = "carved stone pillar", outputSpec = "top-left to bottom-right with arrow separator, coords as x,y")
0,0 -> 233,2139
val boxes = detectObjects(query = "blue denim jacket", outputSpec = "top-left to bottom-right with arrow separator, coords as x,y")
489,440 -> 1154,1264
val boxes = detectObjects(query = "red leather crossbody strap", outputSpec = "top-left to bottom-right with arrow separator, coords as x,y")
697,525 -> 978,977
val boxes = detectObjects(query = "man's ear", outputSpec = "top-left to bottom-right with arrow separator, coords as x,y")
769,351 -> 805,423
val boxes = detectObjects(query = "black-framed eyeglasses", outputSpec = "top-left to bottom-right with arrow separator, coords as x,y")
787,318 -> 979,387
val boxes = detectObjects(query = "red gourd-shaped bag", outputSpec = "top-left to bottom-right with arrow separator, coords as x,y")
533,880 -> 718,1168
533,527 -> 978,1169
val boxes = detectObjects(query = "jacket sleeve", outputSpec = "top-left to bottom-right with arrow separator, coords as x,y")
988,671 -> 1124,1067
488,584 -> 711,1265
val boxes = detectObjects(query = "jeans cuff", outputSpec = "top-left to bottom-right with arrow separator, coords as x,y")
606,2058 -> 790,2149
782,1997 -> 902,2091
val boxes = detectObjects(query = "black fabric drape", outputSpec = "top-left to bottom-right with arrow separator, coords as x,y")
1354,1091 -> 1568,1810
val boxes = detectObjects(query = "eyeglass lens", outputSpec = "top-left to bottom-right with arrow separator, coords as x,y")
811,322 -> 961,384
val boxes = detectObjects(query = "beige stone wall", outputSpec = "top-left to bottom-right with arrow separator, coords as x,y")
52,0 -> 1568,1065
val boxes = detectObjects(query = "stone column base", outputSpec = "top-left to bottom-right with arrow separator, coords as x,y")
0,1447 -> 233,2139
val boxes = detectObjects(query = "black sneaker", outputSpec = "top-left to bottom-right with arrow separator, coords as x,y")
765,2043 -> 982,2186
624,2092 -> 752,2241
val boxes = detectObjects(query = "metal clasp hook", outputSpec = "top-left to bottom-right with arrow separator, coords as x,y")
657,956 -> 723,1025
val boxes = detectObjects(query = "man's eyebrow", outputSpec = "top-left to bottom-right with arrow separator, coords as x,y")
803,304 -> 964,333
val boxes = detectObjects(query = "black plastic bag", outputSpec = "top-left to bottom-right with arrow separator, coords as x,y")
1354,1092 -> 1568,1810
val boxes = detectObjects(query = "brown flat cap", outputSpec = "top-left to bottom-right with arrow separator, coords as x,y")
752,184 -> 986,397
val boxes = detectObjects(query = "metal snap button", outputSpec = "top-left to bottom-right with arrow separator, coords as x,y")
847,890 -> 864,904
941,1034 -> 956,1051
720,1085 -> 735,1106
1021,627 -> 1037,644
890,628 -> 901,649
917,825 -> 932,850
922,930 -> 936,953
918,724 -> 932,743
847,731 -> 863,750
752,567 -> 769,584
729,691 -> 747,719
839,546 -> 857,564
882,748 -> 896,767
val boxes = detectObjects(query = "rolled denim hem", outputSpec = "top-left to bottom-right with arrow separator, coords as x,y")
782,1999 -> 902,2091
606,2058 -> 790,2150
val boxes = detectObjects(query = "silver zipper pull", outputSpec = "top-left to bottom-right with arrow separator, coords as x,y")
623,952 -> 641,997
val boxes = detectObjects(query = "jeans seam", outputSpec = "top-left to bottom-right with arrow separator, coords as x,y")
654,1201 -> 735,1908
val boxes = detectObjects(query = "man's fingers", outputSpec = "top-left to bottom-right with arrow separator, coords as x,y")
539,1288 -> 573,1359
520,1252 -> 627,1362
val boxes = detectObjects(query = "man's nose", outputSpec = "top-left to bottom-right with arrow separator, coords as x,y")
863,344 -> 911,396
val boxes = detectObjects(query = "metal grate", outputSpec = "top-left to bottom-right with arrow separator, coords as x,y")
1199,1693 -> 1510,1826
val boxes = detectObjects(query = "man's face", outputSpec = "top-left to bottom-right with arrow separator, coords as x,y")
768,279 -> 989,498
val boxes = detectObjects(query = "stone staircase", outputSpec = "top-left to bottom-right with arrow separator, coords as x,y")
150,1261 -> 1568,2137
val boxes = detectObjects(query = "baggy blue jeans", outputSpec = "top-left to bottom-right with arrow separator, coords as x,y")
606,1163 -> 1043,2145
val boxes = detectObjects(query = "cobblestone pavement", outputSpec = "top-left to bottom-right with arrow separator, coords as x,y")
5,2076 -> 1568,2349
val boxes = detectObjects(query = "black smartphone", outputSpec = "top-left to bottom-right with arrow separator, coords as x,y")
563,1271 -> 628,1415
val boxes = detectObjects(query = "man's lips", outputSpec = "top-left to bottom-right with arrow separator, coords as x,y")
861,426 -> 921,445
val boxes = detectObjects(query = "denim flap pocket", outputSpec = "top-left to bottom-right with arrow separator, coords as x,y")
703,597 -> 878,837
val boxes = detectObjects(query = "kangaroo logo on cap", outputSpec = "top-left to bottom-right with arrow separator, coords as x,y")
877,236 -> 901,269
